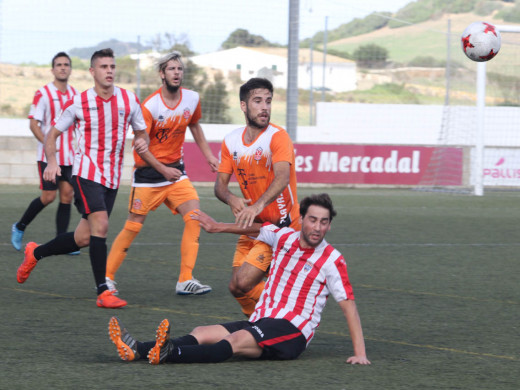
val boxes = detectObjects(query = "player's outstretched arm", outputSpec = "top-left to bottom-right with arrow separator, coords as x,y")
338,299 -> 371,365
191,210 -> 261,236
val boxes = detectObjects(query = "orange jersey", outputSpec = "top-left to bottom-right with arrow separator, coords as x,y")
219,123 -> 299,227
135,87 -> 202,167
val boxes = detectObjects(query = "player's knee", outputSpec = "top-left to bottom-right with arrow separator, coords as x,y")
228,279 -> 252,296
41,192 -> 57,205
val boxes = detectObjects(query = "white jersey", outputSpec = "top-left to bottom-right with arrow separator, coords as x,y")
249,223 -> 355,344
28,82 -> 77,164
54,87 -> 146,189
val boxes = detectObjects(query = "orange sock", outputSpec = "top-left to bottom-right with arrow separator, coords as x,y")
106,220 -> 142,280
178,211 -> 201,283
235,281 -> 265,317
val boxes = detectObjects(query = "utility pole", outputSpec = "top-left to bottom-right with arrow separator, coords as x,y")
286,0 -> 299,140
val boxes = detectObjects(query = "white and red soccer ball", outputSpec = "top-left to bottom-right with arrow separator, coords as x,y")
461,21 -> 501,62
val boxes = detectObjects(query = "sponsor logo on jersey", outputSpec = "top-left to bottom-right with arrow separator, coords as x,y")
158,115 -> 165,122
183,108 -> 191,120
252,325 -> 264,338
254,147 -> 263,161
233,151 -> 238,160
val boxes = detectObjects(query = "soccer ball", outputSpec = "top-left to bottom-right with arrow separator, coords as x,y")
461,21 -> 501,62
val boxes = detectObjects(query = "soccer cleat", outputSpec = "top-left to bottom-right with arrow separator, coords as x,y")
105,277 -> 119,295
176,278 -> 212,295
11,223 -> 24,251
17,242 -> 39,283
108,316 -> 140,361
148,319 -> 173,365
96,290 -> 127,308
67,250 -> 81,256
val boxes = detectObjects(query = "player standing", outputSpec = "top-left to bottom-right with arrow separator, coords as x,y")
214,78 -> 300,316
105,51 -> 219,296
108,194 -> 371,365
11,52 -> 78,253
16,48 -> 149,308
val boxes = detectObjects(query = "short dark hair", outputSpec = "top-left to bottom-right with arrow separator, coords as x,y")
90,48 -> 115,67
52,52 -> 71,68
299,193 -> 337,222
239,78 -> 273,102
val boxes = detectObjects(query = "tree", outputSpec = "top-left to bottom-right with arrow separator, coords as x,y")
201,72 -> 231,124
353,44 -> 388,68
221,28 -> 277,49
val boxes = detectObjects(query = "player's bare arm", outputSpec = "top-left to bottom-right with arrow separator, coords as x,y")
214,171 -> 251,216
338,299 -> 371,365
43,127 -> 63,183
133,130 -> 182,182
189,122 -> 219,172
191,210 -> 261,236
29,119 -> 45,143
235,161 -> 290,228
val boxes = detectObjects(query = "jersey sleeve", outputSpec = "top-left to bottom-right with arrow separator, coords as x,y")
256,223 -> 280,248
218,139 -> 234,174
326,253 -> 355,302
54,99 -> 76,132
190,100 -> 202,125
270,130 -> 294,165
142,105 -> 154,134
29,90 -> 45,121
130,97 -> 146,131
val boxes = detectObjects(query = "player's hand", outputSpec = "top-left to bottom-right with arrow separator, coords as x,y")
228,196 -> 251,217
162,166 -> 183,182
134,138 -> 149,155
346,355 -> 371,365
190,210 -> 220,233
235,203 -> 261,228
43,163 -> 61,183
207,155 -> 219,173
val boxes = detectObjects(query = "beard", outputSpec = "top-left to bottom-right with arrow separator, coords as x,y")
246,108 -> 270,129
164,78 -> 181,93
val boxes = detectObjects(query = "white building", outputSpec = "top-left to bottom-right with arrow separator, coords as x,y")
190,46 -> 356,92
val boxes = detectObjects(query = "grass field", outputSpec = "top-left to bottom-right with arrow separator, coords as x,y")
1,185 -> 519,389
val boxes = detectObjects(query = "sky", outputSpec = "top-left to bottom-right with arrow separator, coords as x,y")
0,0 -> 412,64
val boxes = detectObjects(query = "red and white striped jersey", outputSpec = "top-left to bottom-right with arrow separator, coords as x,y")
28,82 -> 77,165
249,223 -> 355,344
54,87 -> 146,189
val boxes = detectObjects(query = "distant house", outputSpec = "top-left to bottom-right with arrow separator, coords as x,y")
190,46 -> 356,92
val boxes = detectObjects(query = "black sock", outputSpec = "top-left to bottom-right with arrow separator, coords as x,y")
33,232 -> 79,260
90,236 -> 108,295
56,203 -> 71,235
167,340 -> 233,363
136,335 -> 198,360
17,197 -> 46,230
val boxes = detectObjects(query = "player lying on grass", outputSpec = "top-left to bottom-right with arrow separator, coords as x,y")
108,193 -> 371,365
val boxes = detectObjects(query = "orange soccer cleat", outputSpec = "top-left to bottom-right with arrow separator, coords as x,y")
17,242 -> 39,283
96,290 -> 127,308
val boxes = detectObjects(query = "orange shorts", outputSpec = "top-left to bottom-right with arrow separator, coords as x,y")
128,179 -> 199,215
232,235 -> 273,272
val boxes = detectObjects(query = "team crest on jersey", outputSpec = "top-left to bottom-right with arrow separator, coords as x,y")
304,261 -> 313,272
133,199 -> 142,210
118,109 -> 125,117
254,147 -> 263,161
183,108 -> 191,119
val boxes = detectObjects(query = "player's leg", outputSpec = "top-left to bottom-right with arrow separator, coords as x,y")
229,238 -> 271,316
56,167 -> 74,235
11,162 -> 57,250
168,180 -> 210,295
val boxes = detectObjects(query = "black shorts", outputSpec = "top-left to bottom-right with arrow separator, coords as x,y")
221,318 -> 306,360
71,176 -> 118,218
38,161 -> 72,191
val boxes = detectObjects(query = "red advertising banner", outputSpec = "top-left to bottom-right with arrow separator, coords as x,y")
182,142 -> 463,186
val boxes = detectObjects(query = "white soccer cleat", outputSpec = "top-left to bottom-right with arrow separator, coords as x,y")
175,278 -> 212,295
106,277 -> 119,295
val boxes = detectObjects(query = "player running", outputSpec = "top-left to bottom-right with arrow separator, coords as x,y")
11,52 -> 78,253
105,51 -> 219,296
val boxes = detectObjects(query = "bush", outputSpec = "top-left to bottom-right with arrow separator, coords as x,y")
353,44 -> 388,68
475,0 -> 503,16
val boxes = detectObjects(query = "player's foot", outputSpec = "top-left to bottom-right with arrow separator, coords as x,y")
148,319 -> 173,365
17,242 -> 38,283
96,290 -> 127,308
105,277 -> 119,295
108,316 -> 140,361
176,278 -> 212,295
67,250 -> 81,256
11,223 -> 24,251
